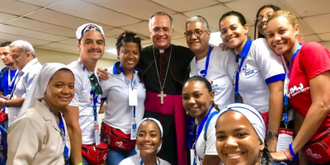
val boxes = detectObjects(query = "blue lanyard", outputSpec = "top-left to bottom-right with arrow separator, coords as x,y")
119,64 -> 137,90
283,43 -> 302,125
234,39 -> 252,103
140,158 -> 159,165
119,64 -> 137,121
82,65 -> 99,122
58,114 -> 70,163
196,46 -> 213,78
196,106 -> 213,141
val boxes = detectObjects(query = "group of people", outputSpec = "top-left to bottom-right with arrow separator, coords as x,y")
0,3 -> 329,165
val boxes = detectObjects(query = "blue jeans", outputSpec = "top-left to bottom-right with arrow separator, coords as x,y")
106,148 -> 136,165
82,157 -> 90,165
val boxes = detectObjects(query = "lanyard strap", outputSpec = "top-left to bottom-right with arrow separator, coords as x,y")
234,39 -> 252,103
196,106 -> 213,141
196,45 -> 213,78
283,43 -> 302,125
58,114 -> 70,163
8,69 -> 18,88
119,64 -> 137,120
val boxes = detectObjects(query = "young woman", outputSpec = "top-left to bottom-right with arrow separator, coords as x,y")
266,10 -> 330,164
119,118 -> 171,165
254,5 -> 281,39
7,63 -> 73,165
219,11 -> 285,152
215,103 -> 273,165
99,31 -> 146,165
182,76 -> 221,165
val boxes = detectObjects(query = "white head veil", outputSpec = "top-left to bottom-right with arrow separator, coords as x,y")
136,117 -> 164,153
19,63 -> 73,116
217,103 -> 266,142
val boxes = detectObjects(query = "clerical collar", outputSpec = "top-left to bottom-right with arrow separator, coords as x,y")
159,49 -> 165,53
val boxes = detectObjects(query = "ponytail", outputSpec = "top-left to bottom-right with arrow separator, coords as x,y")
261,147 -> 274,165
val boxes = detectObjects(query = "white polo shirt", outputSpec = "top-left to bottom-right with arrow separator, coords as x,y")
100,62 -> 145,134
195,108 -> 219,164
237,38 -> 285,113
68,59 -> 101,145
8,58 -> 42,124
190,47 -> 236,108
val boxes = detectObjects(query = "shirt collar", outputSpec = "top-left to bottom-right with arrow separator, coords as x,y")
20,58 -> 39,74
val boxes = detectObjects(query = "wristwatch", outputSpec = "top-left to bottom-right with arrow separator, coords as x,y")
267,130 -> 278,138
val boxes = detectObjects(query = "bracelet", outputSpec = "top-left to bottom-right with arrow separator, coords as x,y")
4,100 -> 7,107
76,162 -> 83,165
284,148 -> 293,161
289,143 -> 298,158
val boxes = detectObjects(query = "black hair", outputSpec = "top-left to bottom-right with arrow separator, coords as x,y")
219,11 -> 247,27
184,76 -> 219,110
0,41 -> 12,47
115,31 -> 142,53
254,5 -> 281,39
261,147 -> 274,165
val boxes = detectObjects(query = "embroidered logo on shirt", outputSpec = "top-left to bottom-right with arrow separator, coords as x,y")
288,83 -> 310,97
305,148 -> 322,159
242,64 -> 256,77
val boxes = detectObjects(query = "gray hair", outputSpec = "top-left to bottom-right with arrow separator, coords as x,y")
149,11 -> 174,29
9,40 -> 36,58
186,15 -> 209,31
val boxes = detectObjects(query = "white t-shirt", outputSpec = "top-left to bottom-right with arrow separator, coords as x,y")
8,58 -> 42,124
237,38 -> 285,113
195,108 -> 219,164
68,59 -> 101,145
100,62 -> 146,134
190,47 -> 236,108
119,154 -> 171,165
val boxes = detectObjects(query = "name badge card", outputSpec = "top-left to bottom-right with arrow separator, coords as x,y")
94,121 -> 100,145
276,128 -> 294,152
130,120 -> 137,140
129,88 -> 138,106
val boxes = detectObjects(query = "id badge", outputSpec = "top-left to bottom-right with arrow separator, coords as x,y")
94,121 -> 100,145
129,88 -> 138,106
130,120 -> 137,140
276,128 -> 294,152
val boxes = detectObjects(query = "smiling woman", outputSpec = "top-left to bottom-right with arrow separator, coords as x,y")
119,118 -> 171,165
218,11 -> 285,152
215,103 -> 273,165
7,63 -> 74,165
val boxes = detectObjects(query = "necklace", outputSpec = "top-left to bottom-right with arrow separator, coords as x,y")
152,45 -> 172,104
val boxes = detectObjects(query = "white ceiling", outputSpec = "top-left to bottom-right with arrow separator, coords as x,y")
0,0 -> 329,60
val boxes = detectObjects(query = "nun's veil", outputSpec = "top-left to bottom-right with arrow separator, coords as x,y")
19,63 -> 73,116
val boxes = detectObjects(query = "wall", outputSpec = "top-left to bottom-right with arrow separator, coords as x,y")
0,48 -> 116,69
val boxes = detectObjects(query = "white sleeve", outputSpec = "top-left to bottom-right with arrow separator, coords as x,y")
69,73 -> 83,107
225,50 -> 237,82
100,69 -> 112,98
118,156 -> 136,165
189,57 -> 198,77
22,70 -> 39,98
253,39 -> 285,83
204,115 -> 219,156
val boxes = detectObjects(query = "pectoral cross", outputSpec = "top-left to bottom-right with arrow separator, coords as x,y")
157,89 -> 167,104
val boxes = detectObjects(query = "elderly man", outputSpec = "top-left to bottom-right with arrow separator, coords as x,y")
0,40 -> 42,124
64,23 -> 106,165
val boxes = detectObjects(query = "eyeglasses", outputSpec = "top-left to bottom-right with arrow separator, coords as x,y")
184,29 -> 208,37
89,73 -> 103,95
151,27 -> 172,34
255,12 -> 274,22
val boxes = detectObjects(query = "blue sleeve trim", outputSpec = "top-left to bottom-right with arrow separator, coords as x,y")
101,97 -> 107,101
265,74 -> 285,84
